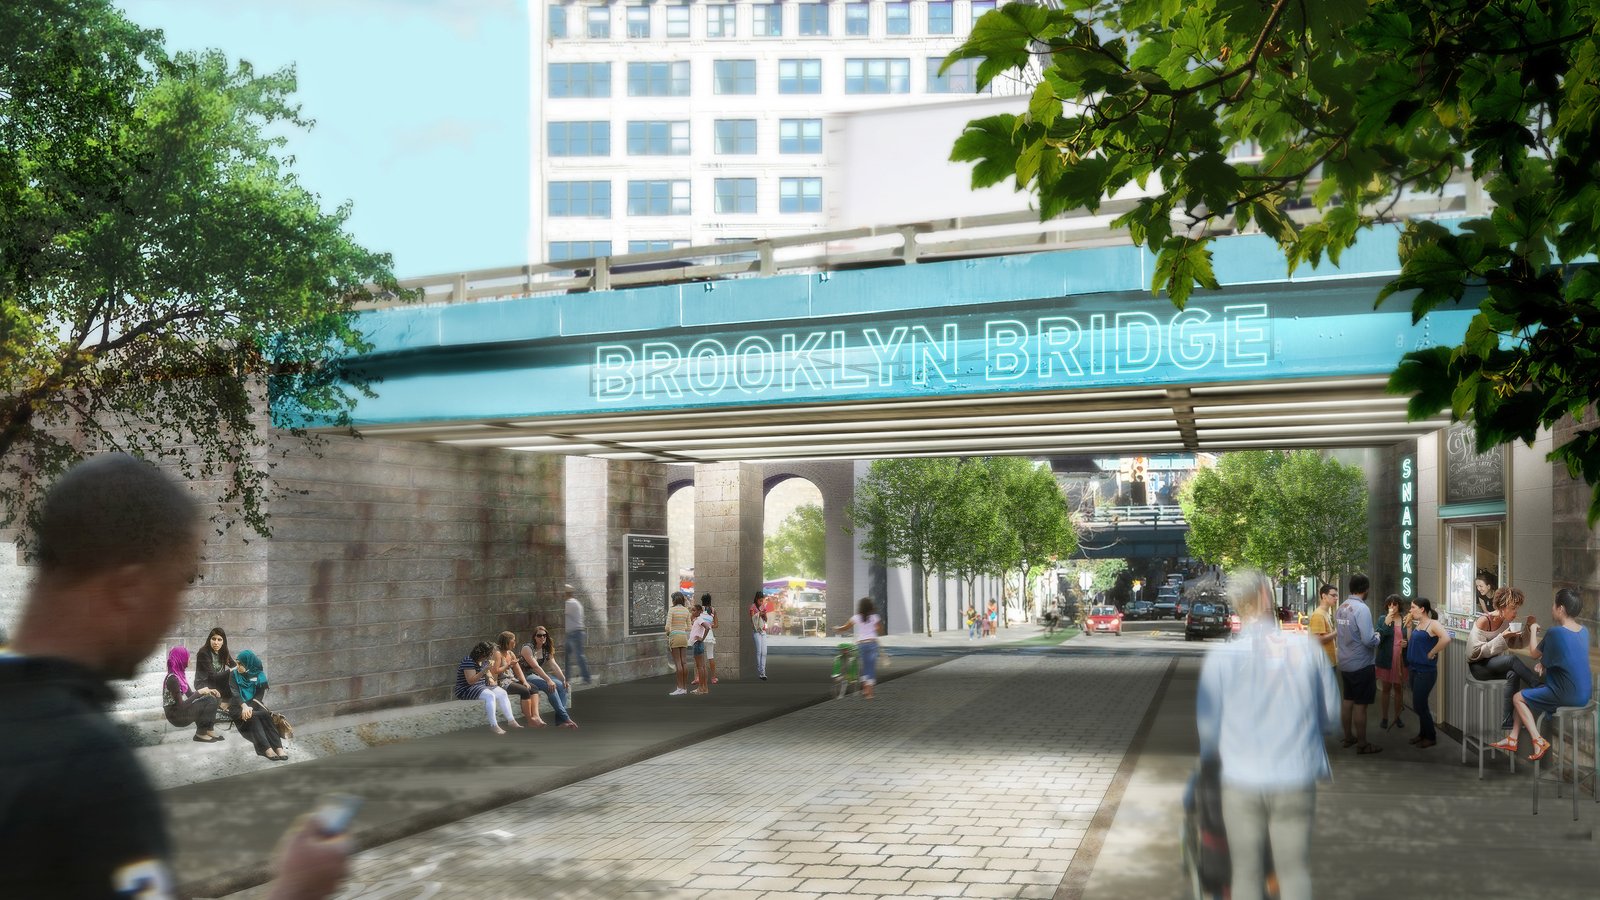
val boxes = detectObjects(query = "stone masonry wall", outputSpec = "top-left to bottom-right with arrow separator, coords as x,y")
1552,412 -> 1600,642
259,434 -> 565,722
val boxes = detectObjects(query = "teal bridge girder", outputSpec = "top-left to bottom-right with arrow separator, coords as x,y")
303,220 -> 1478,463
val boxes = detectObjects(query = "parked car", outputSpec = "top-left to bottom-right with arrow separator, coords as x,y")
1186,601 -> 1232,641
1085,605 -> 1123,636
1124,600 -> 1154,621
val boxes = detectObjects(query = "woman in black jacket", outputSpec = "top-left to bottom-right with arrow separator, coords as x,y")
192,627 -> 236,710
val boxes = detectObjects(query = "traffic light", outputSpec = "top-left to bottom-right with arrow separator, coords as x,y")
1131,457 -> 1148,483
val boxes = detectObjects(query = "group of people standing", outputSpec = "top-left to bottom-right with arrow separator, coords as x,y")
161,627 -> 287,760
965,600 -> 1001,639
665,591 -> 723,694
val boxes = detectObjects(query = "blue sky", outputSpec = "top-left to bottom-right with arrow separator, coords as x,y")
120,0 -> 530,279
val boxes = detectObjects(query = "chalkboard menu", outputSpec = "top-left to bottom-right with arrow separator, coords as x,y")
1443,422 -> 1505,505
625,534 -> 670,636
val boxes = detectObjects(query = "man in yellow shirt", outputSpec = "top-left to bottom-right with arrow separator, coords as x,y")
1308,584 -> 1340,668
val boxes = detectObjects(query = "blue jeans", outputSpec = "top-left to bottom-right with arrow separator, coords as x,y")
565,629 -> 591,683
859,641 -> 879,685
527,675 -> 571,723
1409,667 -> 1437,741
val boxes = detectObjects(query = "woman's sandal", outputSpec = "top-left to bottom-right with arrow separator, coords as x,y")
1529,738 -> 1552,761
1489,736 -> 1518,753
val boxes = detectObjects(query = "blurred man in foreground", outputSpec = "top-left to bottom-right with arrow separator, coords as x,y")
0,453 -> 347,899
1197,569 -> 1340,900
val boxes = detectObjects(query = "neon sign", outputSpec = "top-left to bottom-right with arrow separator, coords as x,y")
1399,454 -> 1416,596
594,303 -> 1271,403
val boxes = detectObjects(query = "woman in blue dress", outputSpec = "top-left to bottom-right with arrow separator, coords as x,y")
1495,589 -> 1594,761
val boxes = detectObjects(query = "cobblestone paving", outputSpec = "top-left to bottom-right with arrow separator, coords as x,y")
252,651 -> 1168,900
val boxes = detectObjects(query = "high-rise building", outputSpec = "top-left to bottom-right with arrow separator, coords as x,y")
533,0 -> 1013,263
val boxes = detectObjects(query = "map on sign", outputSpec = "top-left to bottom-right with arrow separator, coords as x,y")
625,534 -> 670,636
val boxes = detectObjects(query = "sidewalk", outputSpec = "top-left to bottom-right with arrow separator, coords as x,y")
1076,657 -> 1600,900
173,644 -> 959,899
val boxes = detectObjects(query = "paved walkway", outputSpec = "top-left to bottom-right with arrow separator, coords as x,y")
222,646 -> 1164,900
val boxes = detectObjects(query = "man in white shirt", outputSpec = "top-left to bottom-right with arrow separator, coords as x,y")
563,584 -> 592,685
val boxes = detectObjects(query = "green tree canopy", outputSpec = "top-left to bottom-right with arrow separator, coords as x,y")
989,457 -> 1078,615
1179,450 -> 1367,585
764,503 -> 826,580
947,0 -> 1600,523
848,457 -> 968,635
0,0 -> 403,545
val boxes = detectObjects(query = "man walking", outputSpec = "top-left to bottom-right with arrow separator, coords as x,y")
1198,569 -> 1339,900
1335,573 -> 1383,754
0,453 -> 347,899
563,583 -> 593,685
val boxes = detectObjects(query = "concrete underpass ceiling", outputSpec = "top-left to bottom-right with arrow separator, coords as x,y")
348,375 -> 1448,462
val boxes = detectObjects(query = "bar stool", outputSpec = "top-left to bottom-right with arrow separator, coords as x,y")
1532,698 -> 1599,820
1462,671 -> 1515,777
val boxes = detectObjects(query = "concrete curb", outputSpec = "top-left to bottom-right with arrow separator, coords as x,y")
186,652 -> 957,900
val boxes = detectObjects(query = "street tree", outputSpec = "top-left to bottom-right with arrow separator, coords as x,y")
945,459 -> 1008,613
764,503 -> 826,580
1268,450 -> 1369,587
946,0 -> 1600,523
1178,452 -> 1284,571
1179,450 -> 1367,586
847,458 -> 969,635
0,0 -> 403,546
989,457 -> 1079,621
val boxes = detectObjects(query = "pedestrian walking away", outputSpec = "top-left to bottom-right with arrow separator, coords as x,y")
1402,598 -> 1451,748
750,591 -> 769,681
0,453 -> 349,899
1334,573 -> 1382,754
833,597 -> 884,699
563,584 -> 592,685
1196,569 -> 1340,900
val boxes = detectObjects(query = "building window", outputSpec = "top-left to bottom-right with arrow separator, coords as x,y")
845,2 -> 869,35
798,2 -> 829,35
971,0 -> 996,28
885,2 -> 910,34
549,4 -> 569,38
627,120 -> 691,155
627,61 -> 690,96
713,59 -> 757,94
779,118 -> 822,153
666,4 -> 690,36
714,178 -> 758,214
628,179 -> 691,215
779,177 -> 822,213
927,1 -> 953,34
707,3 -> 737,37
753,3 -> 782,36
548,62 -> 612,98
548,181 -> 612,218
714,119 -> 758,154
548,121 -> 611,156
927,57 -> 987,93
550,240 -> 612,261
778,59 -> 822,94
628,239 -> 690,253
586,5 -> 610,38
845,58 -> 910,94
626,5 -> 650,37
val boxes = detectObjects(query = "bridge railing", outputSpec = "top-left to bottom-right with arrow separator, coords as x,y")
1085,505 -> 1188,527
360,179 -> 1478,310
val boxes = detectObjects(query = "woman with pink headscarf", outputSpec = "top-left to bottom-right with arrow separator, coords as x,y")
162,646 -> 223,742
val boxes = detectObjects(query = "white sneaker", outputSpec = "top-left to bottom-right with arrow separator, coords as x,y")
669,688 -> 687,696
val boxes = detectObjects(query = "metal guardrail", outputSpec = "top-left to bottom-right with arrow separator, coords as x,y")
1087,505 -> 1187,526
359,179 -> 1477,310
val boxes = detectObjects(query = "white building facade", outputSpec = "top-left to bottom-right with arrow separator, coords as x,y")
533,0 -> 1015,263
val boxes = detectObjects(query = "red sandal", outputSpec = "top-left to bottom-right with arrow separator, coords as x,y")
1489,736 -> 1518,753
1529,738 -> 1552,761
